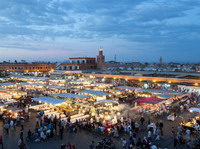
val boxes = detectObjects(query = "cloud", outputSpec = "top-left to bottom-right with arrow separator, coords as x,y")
0,0 -> 199,62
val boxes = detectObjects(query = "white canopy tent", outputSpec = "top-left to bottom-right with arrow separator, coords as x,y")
51,93 -> 90,99
32,97 -> 66,105
77,90 -> 109,97
189,107 -> 200,113
0,82 -> 16,86
116,86 -> 138,90
136,88 -> 182,95
94,99 -> 118,104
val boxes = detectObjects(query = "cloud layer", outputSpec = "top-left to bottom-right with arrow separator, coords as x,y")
0,0 -> 200,62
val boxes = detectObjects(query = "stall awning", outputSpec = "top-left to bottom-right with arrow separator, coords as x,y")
132,97 -> 164,104
157,94 -> 174,99
52,93 -> 90,99
32,97 -> 65,105
136,89 -> 182,95
77,90 -> 109,96
189,107 -> 200,113
0,88 -> 7,90
113,88 -> 126,92
116,86 -> 137,90
0,82 -> 15,86
19,82 -> 31,85
48,85 -> 70,90
179,112 -> 198,119
31,83 -> 44,86
94,99 -> 118,104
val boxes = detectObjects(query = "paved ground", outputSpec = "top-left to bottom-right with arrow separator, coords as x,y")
0,108 -> 192,149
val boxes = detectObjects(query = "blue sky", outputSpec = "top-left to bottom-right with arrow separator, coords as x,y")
0,0 -> 200,63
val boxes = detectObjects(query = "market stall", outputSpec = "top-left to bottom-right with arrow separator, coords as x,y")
47,85 -> 70,94
51,93 -> 90,99
131,97 -> 166,116
189,107 -> 200,125
179,112 -> 198,131
0,82 -> 16,89
77,90 -> 109,100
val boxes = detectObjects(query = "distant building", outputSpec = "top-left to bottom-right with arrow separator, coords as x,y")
0,63 -> 55,72
59,48 -> 105,70
60,57 -> 97,70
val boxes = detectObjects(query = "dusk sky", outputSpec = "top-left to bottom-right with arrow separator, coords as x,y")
0,0 -> 200,63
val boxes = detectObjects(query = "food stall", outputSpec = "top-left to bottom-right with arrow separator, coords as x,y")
2,106 -> 24,121
179,112 -> 198,131
189,107 -> 200,125
116,86 -> 137,92
31,96 -> 70,119
0,82 -> 16,89
47,85 -> 70,94
0,88 -> 26,101
51,93 -> 90,101
77,90 -> 109,101
0,104 -> 7,117
131,97 -> 166,116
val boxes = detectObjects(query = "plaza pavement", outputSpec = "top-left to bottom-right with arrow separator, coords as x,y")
0,109 -> 189,149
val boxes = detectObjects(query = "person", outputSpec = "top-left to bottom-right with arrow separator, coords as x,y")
186,129 -> 190,136
20,131 -> 24,142
186,140 -> 192,149
66,142 -> 71,149
0,136 -> 4,149
28,129 -> 32,139
59,127 -> 63,140
40,131 -> 46,141
140,116 -> 145,125
148,130 -> 152,140
159,121 -> 164,136
136,138 -> 142,148
71,144 -> 75,149
171,127 -> 175,137
151,144 -> 157,149
122,138 -> 126,149
20,119 -> 24,131
148,119 -> 151,125
89,141 -> 95,149
4,123 -> 9,134
18,138 -> 22,149
164,146 -> 168,149
114,126 -> 119,138
173,136 -> 178,148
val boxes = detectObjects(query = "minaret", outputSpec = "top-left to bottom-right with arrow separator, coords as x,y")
159,56 -> 163,65
97,48 -> 105,70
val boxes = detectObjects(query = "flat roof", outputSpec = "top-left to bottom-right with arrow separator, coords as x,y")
69,57 -> 95,60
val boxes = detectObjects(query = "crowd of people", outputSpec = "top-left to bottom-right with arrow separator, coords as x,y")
0,89 -> 200,149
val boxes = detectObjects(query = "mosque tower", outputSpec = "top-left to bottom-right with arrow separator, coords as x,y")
159,56 -> 163,65
97,48 -> 105,70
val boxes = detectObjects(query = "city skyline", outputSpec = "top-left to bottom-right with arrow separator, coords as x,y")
0,0 -> 200,62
